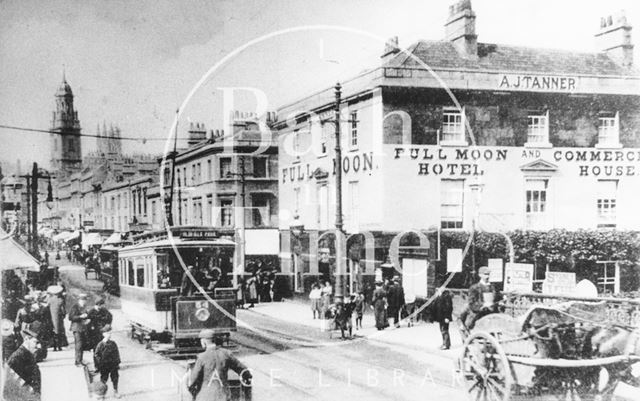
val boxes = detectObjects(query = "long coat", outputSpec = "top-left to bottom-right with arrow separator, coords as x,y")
432,291 -> 453,323
48,296 -> 66,335
7,346 -> 41,395
386,283 -> 405,313
246,277 -> 258,301
48,295 -> 68,347
188,347 -> 250,401
372,288 -> 388,329
68,303 -> 88,333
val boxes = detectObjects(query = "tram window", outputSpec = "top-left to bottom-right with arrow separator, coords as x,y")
128,261 -> 135,286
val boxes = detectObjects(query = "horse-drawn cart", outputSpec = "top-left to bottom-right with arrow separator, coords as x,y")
458,301 -> 640,400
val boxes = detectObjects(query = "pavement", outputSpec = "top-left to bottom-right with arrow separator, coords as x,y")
242,298 -> 465,360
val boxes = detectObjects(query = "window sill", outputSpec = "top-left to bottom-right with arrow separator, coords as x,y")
317,154 -> 328,159
348,147 -> 359,153
595,143 -> 622,149
524,142 -> 552,149
439,140 -> 468,147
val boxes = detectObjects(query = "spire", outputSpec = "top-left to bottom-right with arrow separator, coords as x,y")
62,64 -> 66,83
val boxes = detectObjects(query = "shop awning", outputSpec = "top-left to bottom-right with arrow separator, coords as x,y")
103,232 -> 126,245
0,237 -> 40,271
65,230 -> 81,244
52,231 -> 72,241
82,232 -> 103,250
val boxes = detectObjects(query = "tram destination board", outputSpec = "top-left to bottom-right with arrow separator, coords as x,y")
174,297 -> 236,337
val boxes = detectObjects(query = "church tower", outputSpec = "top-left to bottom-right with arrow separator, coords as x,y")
50,73 -> 82,172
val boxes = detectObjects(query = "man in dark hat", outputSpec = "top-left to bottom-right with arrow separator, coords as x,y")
87,297 -> 113,350
93,324 -> 120,399
188,329 -> 252,401
386,276 -> 405,328
6,325 -> 41,400
68,293 -> 90,366
462,266 -> 501,334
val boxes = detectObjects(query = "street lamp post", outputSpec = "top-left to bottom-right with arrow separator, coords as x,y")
227,156 -> 250,287
290,215 -> 305,293
333,83 -> 345,304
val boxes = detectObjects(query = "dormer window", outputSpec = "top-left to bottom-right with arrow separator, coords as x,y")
525,110 -> 551,148
440,107 -> 467,146
597,112 -> 621,149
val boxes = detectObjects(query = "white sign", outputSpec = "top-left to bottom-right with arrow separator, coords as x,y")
402,258 -> 428,300
542,272 -> 576,295
447,249 -> 462,273
244,229 -> 280,255
488,259 -> 503,282
504,263 -> 533,293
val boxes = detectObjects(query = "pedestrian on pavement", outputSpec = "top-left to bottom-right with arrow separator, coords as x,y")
6,325 -> 41,400
354,291 -> 365,330
309,283 -> 322,319
387,276 -> 405,328
87,297 -> 113,351
461,266 -> 501,337
188,329 -> 252,401
371,282 -> 389,330
93,324 -> 121,399
47,285 -> 68,351
433,284 -> 453,350
246,273 -> 258,307
44,251 -> 49,266
2,319 -> 19,363
235,277 -> 246,309
320,281 -> 332,319
14,295 -> 36,337
68,293 -> 90,366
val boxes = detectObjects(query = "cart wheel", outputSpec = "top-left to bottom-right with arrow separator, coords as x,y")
459,331 -> 513,401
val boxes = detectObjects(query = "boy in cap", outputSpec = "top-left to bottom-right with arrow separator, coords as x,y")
188,329 -> 251,401
68,293 -> 90,366
87,297 -> 112,350
93,325 -> 120,399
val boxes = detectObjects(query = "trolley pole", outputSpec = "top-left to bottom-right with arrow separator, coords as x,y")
333,83 -> 345,304
31,163 -> 38,257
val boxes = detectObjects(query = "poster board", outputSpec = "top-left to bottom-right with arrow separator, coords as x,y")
504,263 -> 533,293
447,249 -> 462,273
542,272 -> 576,295
488,258 -> 503,283
402,258 -> 428,299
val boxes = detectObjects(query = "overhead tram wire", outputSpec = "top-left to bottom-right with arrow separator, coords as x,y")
0,124 -> 182,142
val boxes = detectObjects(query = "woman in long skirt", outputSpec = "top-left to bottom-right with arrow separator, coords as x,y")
320,281 -> 332,319
47,286 -> 68,350
372,282 -> 388,330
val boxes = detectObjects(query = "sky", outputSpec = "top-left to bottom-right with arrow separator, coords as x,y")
1,0 -> 639,172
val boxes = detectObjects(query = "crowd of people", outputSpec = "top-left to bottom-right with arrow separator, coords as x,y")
305,275 -> 458,349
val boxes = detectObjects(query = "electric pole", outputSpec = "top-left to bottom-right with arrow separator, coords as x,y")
31,162 -> 38,256
334,82 -> 345,303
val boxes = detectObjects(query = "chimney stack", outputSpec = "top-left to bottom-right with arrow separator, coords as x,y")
381,36 -> 400,62
595,11 -> 633,67
444,0 -> 477,58
187,122 -> 207,147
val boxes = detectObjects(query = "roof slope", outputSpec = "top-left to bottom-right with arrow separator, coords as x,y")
386,40 -> 639,76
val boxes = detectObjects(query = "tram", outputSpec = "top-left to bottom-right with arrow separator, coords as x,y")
117,226 -> 238,348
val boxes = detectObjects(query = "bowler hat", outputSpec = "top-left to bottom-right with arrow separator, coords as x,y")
478,266 -> 490,275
